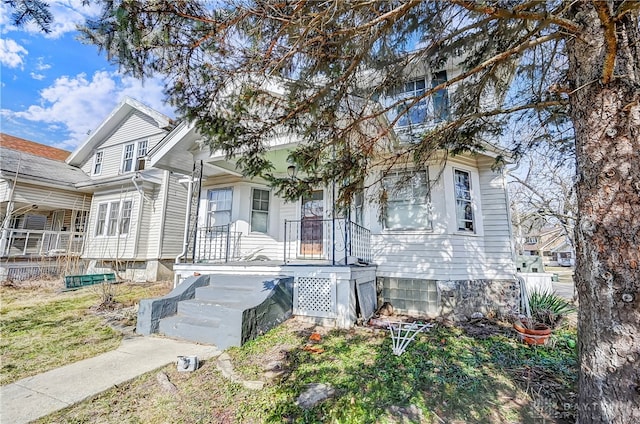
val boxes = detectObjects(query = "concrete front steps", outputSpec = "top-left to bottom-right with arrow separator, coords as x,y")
137,274 -> 293,350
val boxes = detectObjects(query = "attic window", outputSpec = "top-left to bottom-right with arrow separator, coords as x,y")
121,140 -> 148,173
93,151 -> 103,175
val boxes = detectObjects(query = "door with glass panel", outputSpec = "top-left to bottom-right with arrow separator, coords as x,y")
300,190 -> 324,256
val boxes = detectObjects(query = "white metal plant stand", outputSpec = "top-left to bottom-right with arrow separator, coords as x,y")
387,321 -> 434,356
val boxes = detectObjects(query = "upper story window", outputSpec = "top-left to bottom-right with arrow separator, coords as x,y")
526,237 -> 538,244
207,188 -> 233,227
121,140 -> 148,173
95,201 -> 133,237
385,71 -> 450,128
454,169 -> 474,232
250,188 -> 270,233
383,169 -> 432,230
92,151 -> 103,175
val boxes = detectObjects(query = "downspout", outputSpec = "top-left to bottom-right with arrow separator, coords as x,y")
174,177 -> 194,287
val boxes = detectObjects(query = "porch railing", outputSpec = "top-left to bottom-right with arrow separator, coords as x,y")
0,229 -> 85,258
283,218 -> 371,265
193,224 -> 242,263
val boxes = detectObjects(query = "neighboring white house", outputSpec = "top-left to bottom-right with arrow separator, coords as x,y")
0,134 -> 92,280
65,97 -> 189,281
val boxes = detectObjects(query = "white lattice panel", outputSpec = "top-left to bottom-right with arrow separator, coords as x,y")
294,277 -> 336,318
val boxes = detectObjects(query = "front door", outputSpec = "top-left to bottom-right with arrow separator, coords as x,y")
300,190 -> 324,256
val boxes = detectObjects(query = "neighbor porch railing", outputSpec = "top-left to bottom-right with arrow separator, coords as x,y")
283,218 -> 372,265
0,229 -> 85,258
193,224 -> 242,263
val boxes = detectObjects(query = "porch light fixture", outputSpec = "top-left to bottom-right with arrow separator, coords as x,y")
287,165 -> 297,178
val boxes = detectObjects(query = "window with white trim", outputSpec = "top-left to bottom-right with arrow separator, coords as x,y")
454,169 -> 474,232
95,201 -> 133,236
121,140 -> 148,173
385,71 -> 450,127
93,151 -> 103,175
107,201 -> 120,236
383,169 -> 432,230
95,204 -> 108,236
207,188 -> 233,227
119,201 -> 132,234
250,188 -> 270,233
136,140 -> 147,171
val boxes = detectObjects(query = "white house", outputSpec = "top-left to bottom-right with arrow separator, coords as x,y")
65,97 -> 189,282
0,134 -> 92,281
146,66 -> 518,322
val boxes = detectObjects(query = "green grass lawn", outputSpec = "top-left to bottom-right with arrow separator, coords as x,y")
0,280 -> 171,385
36,318 -> 578,424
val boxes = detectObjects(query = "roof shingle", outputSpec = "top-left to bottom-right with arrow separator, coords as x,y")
0,133 -> 70,161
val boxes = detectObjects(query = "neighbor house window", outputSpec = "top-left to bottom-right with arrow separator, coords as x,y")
93,151 -> 103,175
95,201 -> 133,236
107,201 -> 120,236
454,169 -> 474,232
136,140 -> 147,171
121,139 -> 148,173
122,143 -> 135,173
207,188 -> 233,227
74,210 -> 89,232
250,188 -> 270,233
119,201 -> 132,234
383,169 -> 432,230
95,204 -> 108,236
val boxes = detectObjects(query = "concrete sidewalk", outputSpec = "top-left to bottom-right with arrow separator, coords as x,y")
0,336 -> 220,424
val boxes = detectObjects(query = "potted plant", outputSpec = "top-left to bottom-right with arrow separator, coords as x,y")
514,291 -> 576,345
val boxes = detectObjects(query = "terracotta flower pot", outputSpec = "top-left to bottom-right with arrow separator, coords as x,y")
513,321 -> 551,345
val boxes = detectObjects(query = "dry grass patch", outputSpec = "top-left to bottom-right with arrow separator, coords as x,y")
0,278 -> 172,385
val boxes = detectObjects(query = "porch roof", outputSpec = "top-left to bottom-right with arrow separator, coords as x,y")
1,147 -> 91,189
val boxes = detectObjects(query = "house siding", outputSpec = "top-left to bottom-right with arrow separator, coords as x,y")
9,183 -> 91,211
80,111 -> 168,177
83,190 -> 141,260
160,173 -> 189,258
477,158 -> 516,279
367,155 -> 515,284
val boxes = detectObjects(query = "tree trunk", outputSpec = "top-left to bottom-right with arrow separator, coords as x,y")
567,2 -> 640,422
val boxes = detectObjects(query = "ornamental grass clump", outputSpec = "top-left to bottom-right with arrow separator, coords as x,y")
529,291 -> 576,329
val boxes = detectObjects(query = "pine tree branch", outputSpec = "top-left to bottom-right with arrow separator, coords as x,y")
450,0 -> 581,33
594,1 -> 617,84
614,0 -> 640,21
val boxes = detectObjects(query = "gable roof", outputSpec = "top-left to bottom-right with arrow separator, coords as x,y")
0,133 -> 71,161
66,96 -> 173,166
1,145 -> 91,189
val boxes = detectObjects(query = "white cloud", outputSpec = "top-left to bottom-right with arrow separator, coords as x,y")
11,70 -> 174,149
30,72 -> 46,80
1,0 -> 102,39
0,38 -> 28,68
36,57 -> 52,71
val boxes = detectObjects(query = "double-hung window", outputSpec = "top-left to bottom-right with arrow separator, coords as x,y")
251,188 -> 270,233
454,169 -> 474,232
383,169 -> 432,230
136,140 -> 147,171
119,201 -> 132,234
95,204 -> 108,236
386,71 -> 450,128
107,201 -> 120,236
207,188 -> 233,228
95,201 -> 133,236
93,151 -> 103,175
122,144 -> 135,173
121,140 -> 148,173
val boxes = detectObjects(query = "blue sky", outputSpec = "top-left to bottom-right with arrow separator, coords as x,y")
0,1 -> 174,151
